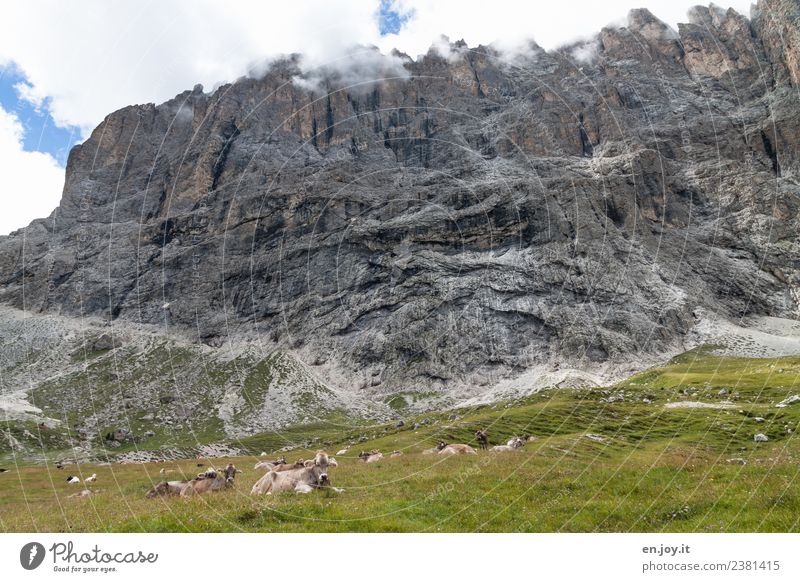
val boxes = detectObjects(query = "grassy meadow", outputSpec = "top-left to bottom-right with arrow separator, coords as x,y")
1,351 -> 800,532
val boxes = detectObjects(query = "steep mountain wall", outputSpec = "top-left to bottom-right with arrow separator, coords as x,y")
1,1 -> 798,397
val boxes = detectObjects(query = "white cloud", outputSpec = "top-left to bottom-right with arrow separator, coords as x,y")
0,105 -> 64,235
571,39 -> 602,65
293,46 -> 412,94
375,0 -> 753,57
12,81 -> 45,111
0,0 -> 384,135
0,0 -> 754,137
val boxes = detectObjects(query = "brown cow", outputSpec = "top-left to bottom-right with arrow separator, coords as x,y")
251,452 -> 335,494
180,464 -> 238,497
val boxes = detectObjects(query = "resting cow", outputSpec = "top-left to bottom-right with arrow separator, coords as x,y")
180,464 -> 239,497
251,451 -> 335,494
422,441 -> 448,455
492,436 -> 525,452
358,450 -> 383,463
68,489 -> 94,499
254,456 -> 289,471
260,459 -> 308,473
254,456 -> 286,469
439,444 -> 478,455
145,480 -> 190,498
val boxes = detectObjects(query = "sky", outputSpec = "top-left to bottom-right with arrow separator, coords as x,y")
0,0 -> 753,235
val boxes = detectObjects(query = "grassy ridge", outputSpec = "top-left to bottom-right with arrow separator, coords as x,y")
1,352 -> 799,532
5,340 -> 353,458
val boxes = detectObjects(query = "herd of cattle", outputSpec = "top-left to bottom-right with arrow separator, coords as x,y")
55,430 -> 531,500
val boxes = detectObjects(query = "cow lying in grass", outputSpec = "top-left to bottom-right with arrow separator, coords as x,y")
251,451 -> 338,494
422,441 -> 447,455
254,457 -> 288,471
256,458 -> 312,474
181,464 -> 239,497
145,480 -> 190,498
68,489 -> 95,499
145,464 -> 239,499
358,450 -> 383,463
439,443 -> 478,455
492,436 -> 525,452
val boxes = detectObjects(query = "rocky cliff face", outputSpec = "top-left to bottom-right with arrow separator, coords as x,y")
1,1 -> 799,401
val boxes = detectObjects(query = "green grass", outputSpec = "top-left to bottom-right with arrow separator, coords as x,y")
383,391 -> 439,411
1,350 -> 799,532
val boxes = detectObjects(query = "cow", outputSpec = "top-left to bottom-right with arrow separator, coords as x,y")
145,480 -> 190,498
422,441 -> 448,455
475,430 -> 489,450
262,459 -> 307,473
180,464 -> 238,497
493,437 -> 525,452
439,444 -> 478,455
68,489 -> 94,499
507,436 -> 524,449
85,473 -> 97,483
358,450 -> 383,463
66,476 -> 80,484
254,456 -> 287,471
251,451 -> 336,495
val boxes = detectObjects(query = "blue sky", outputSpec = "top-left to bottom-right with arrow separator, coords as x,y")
378,0 -> 414,36
0,66 -> 81,167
